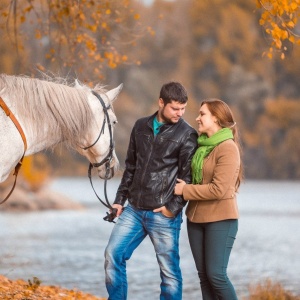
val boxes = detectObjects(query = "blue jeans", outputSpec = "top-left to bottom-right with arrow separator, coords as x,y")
187,219 -> 238,300
104,204 -> 183,300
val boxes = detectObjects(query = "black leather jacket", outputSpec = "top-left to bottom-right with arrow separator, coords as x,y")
114,112 -> 198,216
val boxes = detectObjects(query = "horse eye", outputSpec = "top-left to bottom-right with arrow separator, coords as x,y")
113,120 -> 118,125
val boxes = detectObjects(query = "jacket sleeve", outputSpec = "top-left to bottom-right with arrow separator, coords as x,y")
113,123 -> 137,206
182,141 -> 240,201
165,129 -> 198,215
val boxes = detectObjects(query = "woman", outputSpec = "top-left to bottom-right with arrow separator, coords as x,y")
175,98 -> 243,300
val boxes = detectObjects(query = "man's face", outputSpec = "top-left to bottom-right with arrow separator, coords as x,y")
158,99 -> 187,124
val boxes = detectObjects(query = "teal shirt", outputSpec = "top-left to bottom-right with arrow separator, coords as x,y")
153,117 -> 164,136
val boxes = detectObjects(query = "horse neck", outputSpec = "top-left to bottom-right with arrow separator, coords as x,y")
10,111 -> 62,156
23,122 -> 62,155
0,112 -> 27,181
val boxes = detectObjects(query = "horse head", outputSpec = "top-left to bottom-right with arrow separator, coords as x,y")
76,82 -> 123,180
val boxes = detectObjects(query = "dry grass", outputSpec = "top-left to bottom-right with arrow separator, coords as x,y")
1,275 -> 299,300
247,279 -> 300,300
0,275 -> 106,300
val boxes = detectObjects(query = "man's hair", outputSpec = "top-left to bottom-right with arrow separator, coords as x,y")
159,82 -> 188,105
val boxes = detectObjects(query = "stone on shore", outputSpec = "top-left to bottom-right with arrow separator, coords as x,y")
0,185 -> 84,212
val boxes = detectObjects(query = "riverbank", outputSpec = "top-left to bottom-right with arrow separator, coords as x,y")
1,275 -> 300,300
0,275 -> 105,300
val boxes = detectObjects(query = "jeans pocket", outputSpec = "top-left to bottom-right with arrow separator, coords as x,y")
160,211 -> 175,219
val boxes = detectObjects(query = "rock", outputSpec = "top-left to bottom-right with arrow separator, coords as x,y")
0,186 -> 84,212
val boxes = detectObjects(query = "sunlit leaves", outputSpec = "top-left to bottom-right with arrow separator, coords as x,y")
0,0 -> 148,79
20,154 -> 51,192
257,0 -> 300,59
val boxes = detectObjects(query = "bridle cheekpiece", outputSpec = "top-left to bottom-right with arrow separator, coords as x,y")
84,91 -> 117,223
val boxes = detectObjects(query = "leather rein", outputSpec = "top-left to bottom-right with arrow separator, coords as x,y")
0,92 -> 116,222
85,91 -> 117,223
0,96 -> 27,205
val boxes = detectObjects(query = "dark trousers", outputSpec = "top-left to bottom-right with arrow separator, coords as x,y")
187,219 -> 238,300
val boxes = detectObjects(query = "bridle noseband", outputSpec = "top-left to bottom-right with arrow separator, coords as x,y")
84,91 -> 117,222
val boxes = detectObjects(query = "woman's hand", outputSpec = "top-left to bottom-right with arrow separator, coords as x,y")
174,178 -> 186,196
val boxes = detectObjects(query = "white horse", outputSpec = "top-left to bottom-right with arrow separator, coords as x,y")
0,74 -> 122,189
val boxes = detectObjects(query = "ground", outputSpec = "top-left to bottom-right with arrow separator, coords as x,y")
0,275 -> 105,300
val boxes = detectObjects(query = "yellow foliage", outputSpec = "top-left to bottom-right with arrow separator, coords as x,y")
35,30 -> 41,39
20,154 -> 51,192
257,0 -> 300,58
0,0 -> 149,79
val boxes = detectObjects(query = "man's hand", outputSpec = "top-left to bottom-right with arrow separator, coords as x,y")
112,204 -> 123,217
103,204 -> 123,223
153,206 -> 174,218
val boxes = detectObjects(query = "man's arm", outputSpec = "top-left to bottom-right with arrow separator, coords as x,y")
165,129 -> 198,216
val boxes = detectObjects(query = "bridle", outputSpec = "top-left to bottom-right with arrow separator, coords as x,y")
0,92 -> 117,222
0,96 -> 27,205
84,91 -> 117,222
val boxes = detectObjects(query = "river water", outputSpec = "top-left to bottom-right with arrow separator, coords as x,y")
0,178 -> 300,299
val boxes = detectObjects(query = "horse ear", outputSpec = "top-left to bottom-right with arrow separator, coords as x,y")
74,79 -> 82,88
106,83 -> 123,103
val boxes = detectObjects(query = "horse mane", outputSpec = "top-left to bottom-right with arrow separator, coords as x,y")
0,74 -> 106,149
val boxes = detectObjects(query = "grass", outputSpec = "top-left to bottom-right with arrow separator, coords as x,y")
1,275 -> 299,300
246,279 -> 300,300
0,275 -> 105,300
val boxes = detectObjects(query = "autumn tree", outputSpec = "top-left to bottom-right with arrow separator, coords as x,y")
256,0 -> 300,59
20,154 -> 51,191
0,0 -> 149,79
0,1 -> 153,193
254,98 -> 300,178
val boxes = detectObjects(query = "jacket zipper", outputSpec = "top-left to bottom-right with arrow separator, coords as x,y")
138,124 -> 156,201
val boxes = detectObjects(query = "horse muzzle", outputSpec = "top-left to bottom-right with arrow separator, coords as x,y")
97,156 -> 118,179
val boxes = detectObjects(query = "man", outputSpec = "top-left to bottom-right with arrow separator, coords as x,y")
104,82 -> 198,300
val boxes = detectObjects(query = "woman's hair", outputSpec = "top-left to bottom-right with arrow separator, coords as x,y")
201,98 -> 244,188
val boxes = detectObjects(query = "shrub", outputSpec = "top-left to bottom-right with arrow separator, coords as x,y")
247,279 -> 300,300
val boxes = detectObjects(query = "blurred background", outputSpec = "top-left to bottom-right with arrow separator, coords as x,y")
0,0 -> 300,299
0,0 -> 299,180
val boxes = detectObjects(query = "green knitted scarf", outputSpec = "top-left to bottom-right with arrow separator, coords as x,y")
191,128 -> 233,184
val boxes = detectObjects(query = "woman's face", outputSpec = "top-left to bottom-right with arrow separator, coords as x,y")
196,104 -> 221,137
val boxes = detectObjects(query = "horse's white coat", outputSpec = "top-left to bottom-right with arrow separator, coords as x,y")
0,75 -> 122,183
